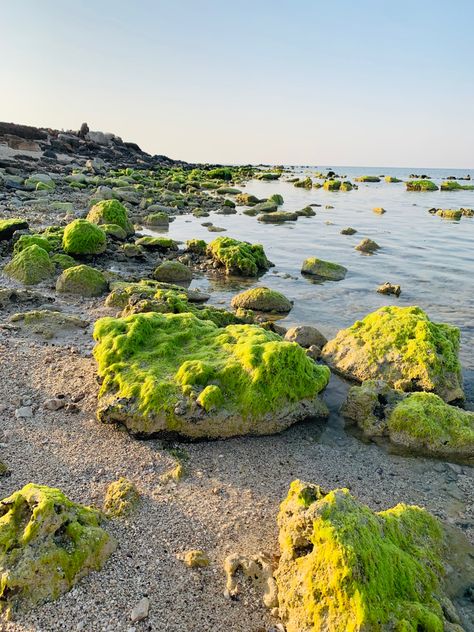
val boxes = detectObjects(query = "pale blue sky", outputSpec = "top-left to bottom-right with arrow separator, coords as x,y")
2,1 -> 473,167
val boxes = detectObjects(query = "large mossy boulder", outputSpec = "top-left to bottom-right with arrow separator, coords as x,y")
230,287 -> 292,313
207,236 -> 271,277
321,306 -> 463,402
406,180 -> 439,191
0,219 -> 29,241
13,234 -> 52,254
342,380 -> 474,460
56,264 -> 108,297
0,483 -> 115,614
93,312 -> 330,438
153,260 -> 192,283
301,257 -> 347,280
4,245 -> 54,285
62,219 -> 106,256
87,199 -> 134,235
275,480 -> 461,632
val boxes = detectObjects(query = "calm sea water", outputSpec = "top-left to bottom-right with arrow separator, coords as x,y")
148,166 -> 474,401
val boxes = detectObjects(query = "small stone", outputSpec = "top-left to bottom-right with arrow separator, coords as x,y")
180,549 -> 210,568
377,282 -> 401,297
130,597 -> 150,623
44,398 -> 66,411
15,406 -> 33,419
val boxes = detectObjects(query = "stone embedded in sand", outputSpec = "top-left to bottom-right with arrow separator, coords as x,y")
56,264 -> 108,297
4,245 -> 54,285
321,305 -> 463,402
0,483 -> 115,613
0,219 -> 29,241
342,380 -> 474,460
275,479 -> 460,632
377,281 -> 401,296
355,237 -> 380,253
153,260 -> 192,283
230,287 -> 292,313
10,310 -> 88,340
87,199 -> 134,235
103,478 -> 139,518
93,311 -> 330,438
62,219 -> 106,256
406,179 -> 439,191
224,553 -> 277,608
301,257 -> 347,280
207,237 -> 271,277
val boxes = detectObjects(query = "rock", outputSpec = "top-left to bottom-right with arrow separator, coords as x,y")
44,397 -> 66,411
284,326 -> 327,349
144,212 -> 169,227
50,253 -> 77,271
180,549 -> 210,568
4,245 -> 54,285
355,238 -> 380,253
301,257 -> 347,280
406,180 -> 439,191
340,181 -> 353,191
92,185 -> 114,201
323,179 -> 341,191
235,193 -> 259,206
385,176 -> 402,183
306,345 -> 321,360
10,310 -> 88,339
93,312 -> 330,438
62,220 -> 107,256
153,261 -> 192,283
207,225 -> 226,232
13,234 -> 52,254
56,264 -> 108,297
87,199 -> 134,235
0,218 -> 29,241
231,287 -> 292,313
103,478 -> 139,517
0,483 -> 115,613
377,281 -> 401,296
340,227 -> 357,235
275,479 -> 461,632
224,553 -> 277,608
436,209 -> 462,220
354,175 -> 381,182
372,206 -> 386,214
321,305 -> 463,402
15,406 -> 33,419
250,200 -> 278,213
341,380 -> 474,460
130,597 -> 150,623
85,157 -> 105,173
296,206 -> 316,217
207,237 -> 272,277
100,223 -> 127,240
257,211 -> 298,223
135,236 -> 178,251
105,280 -> 209,309
185,239 -> 207,254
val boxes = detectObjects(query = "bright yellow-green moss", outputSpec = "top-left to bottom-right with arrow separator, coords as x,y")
385,176 -> 402,183
62,220 -> 106,256
93,312 -> 330,436
340,181 -> 353,191
275,480 -> 455,632
323,179 -> 341,191
186,238 -> 207,254
56,264 -> 108,297
230,287 -> 292,313
50,253 -> 77,271
100,223 -> 127,240
301,257 -> 347,280
41,225 -> 64,250
0,219 -> 28,241
86,199 -> 134,235
13,235 -> 52,254
103,478 -> 139,518
322,306 -> 463,402
435,209 -> 462,220
440,181 -> 474,191
406,180 -> 439,191
4,245 -> 54,285
0,483 -> 115,613
207,237 -> 271,276
135,236 -> 178,250
294,177 -> 312,188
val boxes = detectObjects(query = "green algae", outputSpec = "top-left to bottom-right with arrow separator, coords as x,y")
207,236 -> 271,277
87,199 -> 134,235
62,220 -> 106,256
275,479 -> 456,632
185,238 -> 207,254
100,223 -> 127,240
0,483 -> 115,613
135,236 -> 178,251
323,179 -> 341,191
56,264 -> 108,297
230,287 -> 292,313
50,253 -> 78,271
103,478 -> 139,518
354,175 -> 381,182
406,180 -> 439,191
144,212 -> 169,226
440,181 -> 474,191
0,219 -> 29,241
4,245 -> 54,285
13,235 -> 52,254
301,257 -> 347,281
153,260 -> 192,283
385,176 -> 402,183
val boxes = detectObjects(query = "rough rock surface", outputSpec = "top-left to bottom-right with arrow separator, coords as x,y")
230,287 -> 292,314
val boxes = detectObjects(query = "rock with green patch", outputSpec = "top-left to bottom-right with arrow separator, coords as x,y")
323,179 -> 341,191
87,199 -> 134,235
257,211 -> 298,223
251,200 -> 278,213
105,280 -> 209,309
440,181 -> 474,191
340,181 -> 353,191
216,186 -> 241,195
436,209 -> 462,220
354,175 -> 381,182
207,237 -> 271,277
235,193 -> 259,206
296,206 -> 316,217
406,180 -> 439,191
144,212 -> 169,227
56,264 -> 108,297
13,235 -> 52,254
0,483 -> 115,614
62,220 -> 106,256
50,253 -> 77,271
93,311 -> 330,438
135,236 -> 178,251
340,227 -> 357,235
301,257 -> 347,281
4,245 -> 54,285
293,177 -> 312,188
100,224 -> 127,240
10,310 -> 88,339
0,219 -> 28,241
322,306 -> 463,402
103,478 -> 139,517
185,239 -> 207,254
355,238 -> 380,253
342,380 -> 474,460
275,479 -> 460,632
231,287 -> 292,313
385,176 -> 402,183
153,261 -> 192,283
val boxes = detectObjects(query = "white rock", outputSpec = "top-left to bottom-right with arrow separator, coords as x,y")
130,597 -> 150,623
15,406 -> 33,419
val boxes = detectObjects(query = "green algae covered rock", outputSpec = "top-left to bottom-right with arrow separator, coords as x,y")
62,220 -> 106,256
135,236 -> 178,251
275,479 -> 460,632
50,253 -> 77,271
440,181 -> 474,191
103,478 -> 139,518
93,311 -> 330,438
436,209 -> 462,220
153,260 -> 192,283
0,219 -> 29,241
185,238 -> 207,254
296,206 -> 316,217
406,180 -> 439,191
56,264 -> 108,297
257,211 -> 298,223
105,280 -> 209,309
323,179 -> 341,191
230,287 -> 292,313
385,175 -> 402,183
144,212 -> 169,227
100,223 -> 127,240
0,483 -> 115,613
207,236 -> 271,277
13,234 -> 52,254
354,175 -> 381,182
301,257 -> 347,281
4,245 -> 54,285
322,306 -> 463,402
87,199 -> 134,235
340,180 -> 353,191
235,193 -> 259,206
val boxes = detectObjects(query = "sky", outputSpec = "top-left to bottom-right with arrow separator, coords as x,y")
1,0 -> 473,167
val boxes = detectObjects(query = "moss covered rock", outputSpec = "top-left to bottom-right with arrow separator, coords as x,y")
301,257 -> 347,280
342,380 -> 474,460
235,193 -> 259,206
62,220 -> 106,256
322,306 -> 463,402
275,479 -> 460,632
56,264 -> 108,297
50,253 -> 77,271
153,261 -> 192,283
257,211 -> 298,223
135,236 -> 178,251
100,223 -> 127,240
354,175 -> 381,182
93,311 -> 330,438
13,234 -> 52,254
87,199 -> 134,235
185,238 -> 207,254
0,483 -> 115,613
385,175 -> 402,183
323,179 -> 341,191
296,206 -> 316,217
103,478 -> 139,518
231,287 -> 292,313
105,280 -> 209,309
440,181 -> 474,191
406,180 -> 439,191
144,212 -> 169,227
436,209 -> 462,220
355,238 -> 380,253
4,245 -> 54,285
0,219 -> 28,241
207,237 -> 271,277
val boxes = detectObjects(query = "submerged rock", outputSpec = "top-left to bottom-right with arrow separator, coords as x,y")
62,219 -> 106,256
235,193 -> 259,206
301,257 -> 347,280
355,237 -> 380,253
372,206 -> 386,214
354,175 -> 381,182
230,287 -> 292,313
207,237 -> 271,277
0,483 -> 115,614
377,281 -> 401,296
56,264 -> 108,297
93,312 -> 330,438
4,245 -> 54,285
436,209 -> 463,220
275,479 -> 461,632
340,226 -> 357,235
321,305 -> 463,402
385,175 -> 402,183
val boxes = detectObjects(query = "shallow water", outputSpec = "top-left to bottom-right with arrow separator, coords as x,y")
148,165 -> 474,401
